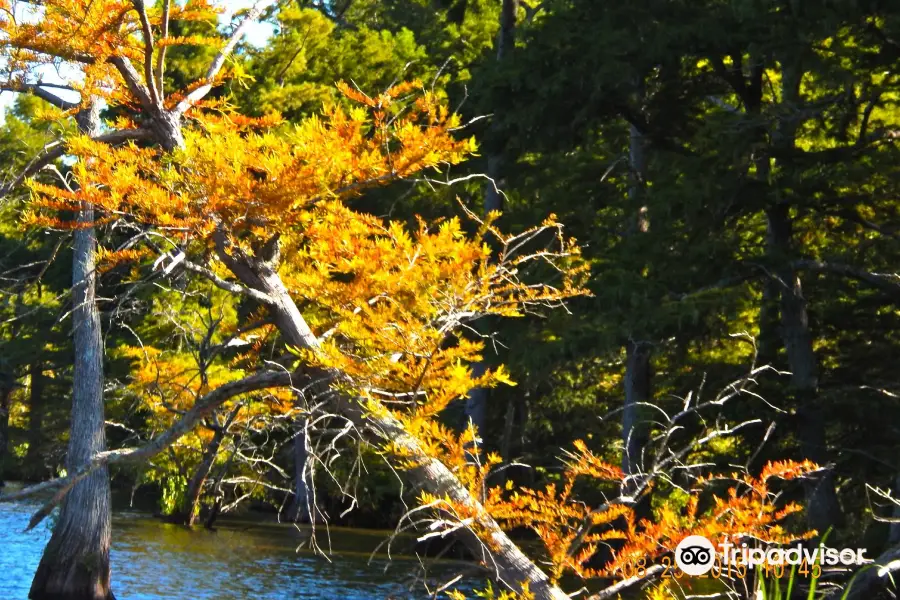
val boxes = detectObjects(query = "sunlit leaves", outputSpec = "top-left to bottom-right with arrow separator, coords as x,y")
27,83 -> 475,239
0,0 -> 223,109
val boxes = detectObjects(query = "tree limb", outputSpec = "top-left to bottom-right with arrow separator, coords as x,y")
0,83 -> 78,110
131,0 -> 161,107
174,0 -> 277,114
792,259 -> 900,298
0,129 -> 153,198
0,370 -> 296,529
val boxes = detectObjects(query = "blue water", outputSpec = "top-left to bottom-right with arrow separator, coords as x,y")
0,500 -> 475,599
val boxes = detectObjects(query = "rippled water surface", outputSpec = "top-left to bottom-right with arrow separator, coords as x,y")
0,500 -> 474,600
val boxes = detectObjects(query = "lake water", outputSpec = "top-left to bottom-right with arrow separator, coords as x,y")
0,499 -> 477,599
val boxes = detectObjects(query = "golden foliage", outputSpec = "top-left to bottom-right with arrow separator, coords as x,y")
0,0 -> 220,109
438,438 -> 817,586
26,83 -> 475,238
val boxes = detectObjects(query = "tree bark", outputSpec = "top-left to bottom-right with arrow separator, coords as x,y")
621,116 -> 652,483
0,379 -> 12,487
287,420 -> 311,523
26,361 -> 46,477
217,245 -> 569,600
463,0 -> 520,447
622,340 -> 652,479
175,405 -> 240,527
30,101 -> 115,600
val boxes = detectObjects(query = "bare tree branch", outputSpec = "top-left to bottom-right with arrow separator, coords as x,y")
131,0 -> 161,106
792,259 -> 900,298
0,83 -> 78,110
156,0 -> 171,97
174,0 -> 277,114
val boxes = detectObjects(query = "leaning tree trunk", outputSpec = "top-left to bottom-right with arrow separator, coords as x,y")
175,405 -> 240,527
214,242 -> 569,600
30,101 -> 114,600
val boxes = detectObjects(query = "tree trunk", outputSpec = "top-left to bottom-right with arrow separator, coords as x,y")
463,361 -> 488,458
216,245 -> 569,600
754,158 -> 780,367
499,396 -> 516,467
482,0 -> 518,214
30,101 -> 114,600
622,340 -> 652,479
888,472 -> 900,546
26,361 -> 46,477
766,203 -> 843,532
621,117 -> 652,483
761,58 -> 843,533
176,407 -> 238,526
0,380 -> 11,487
463,0 -> 520,447
287,420 -> 311,523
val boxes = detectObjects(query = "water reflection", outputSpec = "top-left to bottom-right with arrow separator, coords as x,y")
0,501 -> 473,599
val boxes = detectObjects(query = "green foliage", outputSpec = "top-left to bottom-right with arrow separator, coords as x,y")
241,7 -> 430,120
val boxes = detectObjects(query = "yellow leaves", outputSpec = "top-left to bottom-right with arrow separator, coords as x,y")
155,35 -> 221,49
336,79 -> 423,109
564,439 -> 624,481
29,84 -> 473,241
759,459 -> 820,483
0,0 -> 229,109
96,246 -> 152,272
485,364 -> 514,387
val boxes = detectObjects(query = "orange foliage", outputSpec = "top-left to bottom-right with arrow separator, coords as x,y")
0,0 -> 220,109
467,439 -> 818,584
25,84 -> 475,238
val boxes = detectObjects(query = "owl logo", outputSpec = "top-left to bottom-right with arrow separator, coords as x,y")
675,535 -> 716,576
